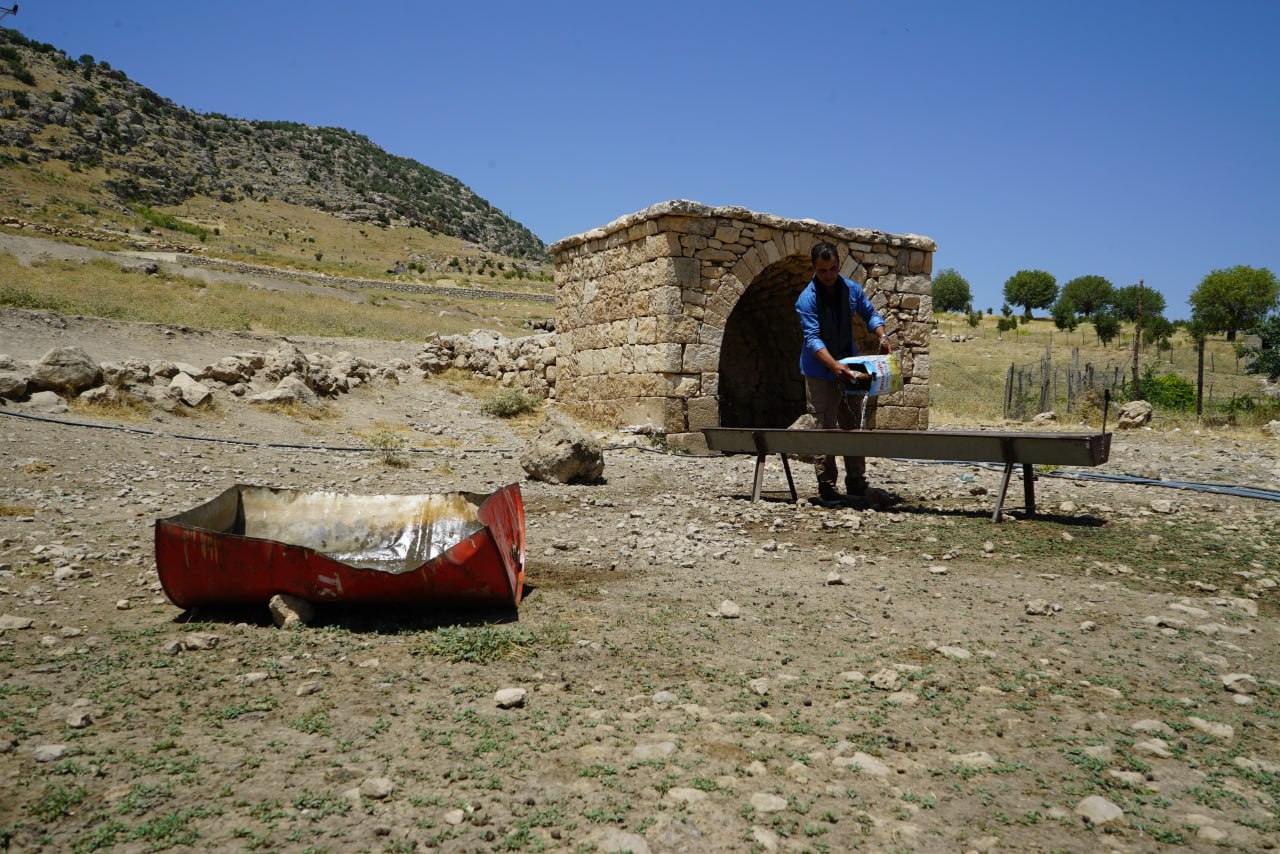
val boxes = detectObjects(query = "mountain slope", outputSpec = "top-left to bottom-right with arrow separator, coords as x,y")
0,27 -> 547,259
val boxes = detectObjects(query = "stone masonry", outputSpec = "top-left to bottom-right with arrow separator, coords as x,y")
550,200 -> 936,452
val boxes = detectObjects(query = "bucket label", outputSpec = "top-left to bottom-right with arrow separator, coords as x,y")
838,353 -> 903,396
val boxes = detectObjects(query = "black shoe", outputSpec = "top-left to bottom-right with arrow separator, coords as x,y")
844,479 -> 869,497
818,485 -> 843,504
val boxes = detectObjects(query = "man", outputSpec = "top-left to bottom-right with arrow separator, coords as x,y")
795,242 -> 893,503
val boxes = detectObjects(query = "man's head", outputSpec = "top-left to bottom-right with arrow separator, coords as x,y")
811,242 -> 840,288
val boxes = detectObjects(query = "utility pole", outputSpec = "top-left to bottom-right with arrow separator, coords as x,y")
0,6 -> 17,22
1130,279 -> 1144,400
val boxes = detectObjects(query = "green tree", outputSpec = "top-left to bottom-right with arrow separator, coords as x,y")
1189,265 -> 1280,341
1142,314 -> 1175,349
1060,275 -> 1114,318
1051,294 -> 1078,331
1111,284 -> 1167,322
1002,270 -> 1058,320
1091,311 -> 1121,347
931,268 -> 972,313
1242,314 -> 1280,380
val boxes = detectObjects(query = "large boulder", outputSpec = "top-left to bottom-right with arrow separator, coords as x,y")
28,347 -> 102,396
520,410 -> 604,484
0,372 -> 28,401
248,375 -> 320,409
261,343 -> 310,383
169,372 -> 213,408
1116,400 -> 1153,429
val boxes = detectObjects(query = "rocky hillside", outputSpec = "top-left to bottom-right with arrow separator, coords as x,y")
0,28 -> 547,259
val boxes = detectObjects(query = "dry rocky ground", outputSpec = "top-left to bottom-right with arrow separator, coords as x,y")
2,308 -> 1279,854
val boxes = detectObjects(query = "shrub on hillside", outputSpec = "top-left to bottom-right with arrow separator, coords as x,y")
1139,363 -> 1195,411
480,388 -> 540,418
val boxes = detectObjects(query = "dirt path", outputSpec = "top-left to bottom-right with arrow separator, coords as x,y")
1,311 -> 1278,853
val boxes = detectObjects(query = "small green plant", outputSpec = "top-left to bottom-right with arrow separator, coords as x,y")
419,625 -> 534,663
479,387 -> 540,418
363,428 -> 409,466
28,783 -> 87,822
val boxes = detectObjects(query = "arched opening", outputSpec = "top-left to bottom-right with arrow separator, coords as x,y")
717,256 -> 812,428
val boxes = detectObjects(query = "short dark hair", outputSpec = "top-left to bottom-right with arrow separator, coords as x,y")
811,242 -> 839,264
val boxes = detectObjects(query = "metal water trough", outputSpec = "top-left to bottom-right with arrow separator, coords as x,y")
155,483 -> 526,609
702,427 -> 1112,521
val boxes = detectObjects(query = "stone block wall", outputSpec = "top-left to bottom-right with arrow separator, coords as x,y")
550,200 -> 936,452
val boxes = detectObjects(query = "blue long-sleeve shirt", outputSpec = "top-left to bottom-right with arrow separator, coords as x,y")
796,276 -> 885,381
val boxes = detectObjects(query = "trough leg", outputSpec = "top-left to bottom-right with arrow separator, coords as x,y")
1023,463 -> 1037,516
781,454 -> 797,502
751,454 -> 766,502
994,461 -> 1015,522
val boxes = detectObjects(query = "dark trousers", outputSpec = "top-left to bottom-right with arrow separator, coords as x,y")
804,376 -> 866,490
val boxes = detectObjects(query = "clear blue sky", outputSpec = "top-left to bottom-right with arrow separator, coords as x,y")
11,0 -> 1279,319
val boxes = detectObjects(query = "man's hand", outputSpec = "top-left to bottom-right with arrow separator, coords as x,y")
878,335 -> 894,354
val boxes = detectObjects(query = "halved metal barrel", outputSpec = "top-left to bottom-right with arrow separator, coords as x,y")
154,483 -> 525,609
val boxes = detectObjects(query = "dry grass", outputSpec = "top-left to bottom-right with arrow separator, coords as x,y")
929,313 -> 1268,427
68,390 -> 152,420
250,399 -> 336,421
0,252 -> 549,340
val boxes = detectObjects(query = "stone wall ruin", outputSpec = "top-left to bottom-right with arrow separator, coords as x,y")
550,200 -> 936,452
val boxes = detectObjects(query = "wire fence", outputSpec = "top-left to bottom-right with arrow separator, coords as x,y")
1003,347 -> 1131,421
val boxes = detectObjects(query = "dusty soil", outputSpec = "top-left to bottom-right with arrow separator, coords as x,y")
2,307 -> 1279,854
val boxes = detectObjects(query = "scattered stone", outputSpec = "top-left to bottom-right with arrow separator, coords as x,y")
1187,716 -> 1234,740
1074,794 -> 1125,828
115,599 -> 131,610
181,633 -> 220,651
749,792 -> 789,812
1149,499 -> 1174,514
359,777 -> 395,799
269,593 -> 315,629
666,787 -> 708,804
1024,599 -> 1058,616
24,390 -> 68,414
1134,739 -> 1175,759
825,571 -> 844,585
443,808 -> 467,825
34,744 -> 68,763
715,600 -> 741,619
296,681 -> 322,697
65,711 -> 92,729
1079,620 -> 1098,632
593,828 -> 651,854
495,687 -> 527,709
748,677 -> 770,696
632,741 -> 677,761
1131,719 -> 1174,736
834,752 -> 892,776
1221,673 -> 1257,695
652,691 -> 679,704
869,668 -> 900,691
0,614 -> 35,631
936,645 -> 972,660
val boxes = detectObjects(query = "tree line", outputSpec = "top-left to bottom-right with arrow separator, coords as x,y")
930,266 -> 1279,381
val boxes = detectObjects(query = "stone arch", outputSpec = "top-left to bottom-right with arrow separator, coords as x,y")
550,200 -> 935,451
